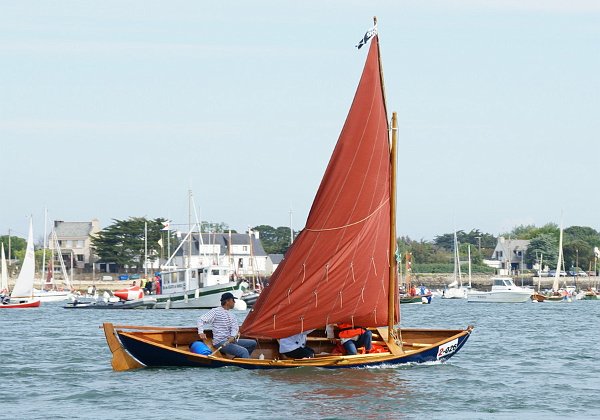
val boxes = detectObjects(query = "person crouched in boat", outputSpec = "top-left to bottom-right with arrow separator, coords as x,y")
197,292 -> 257,359
326,323 -> 372,355
278,330 -> 315,359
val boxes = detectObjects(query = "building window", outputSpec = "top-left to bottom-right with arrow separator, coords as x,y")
77,254 -> 84,262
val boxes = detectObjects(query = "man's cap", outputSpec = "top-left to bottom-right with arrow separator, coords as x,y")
220,292 -> 237,302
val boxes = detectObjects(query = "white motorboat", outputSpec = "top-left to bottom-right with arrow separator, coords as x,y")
467,277 -> 533,303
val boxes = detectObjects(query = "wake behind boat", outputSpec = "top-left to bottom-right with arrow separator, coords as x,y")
103,21 -> 472,370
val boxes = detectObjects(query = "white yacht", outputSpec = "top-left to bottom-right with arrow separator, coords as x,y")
467,277 -> 533,303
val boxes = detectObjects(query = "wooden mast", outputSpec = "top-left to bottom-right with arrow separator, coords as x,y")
387,111 -> 398,341
372,16 -> 400,350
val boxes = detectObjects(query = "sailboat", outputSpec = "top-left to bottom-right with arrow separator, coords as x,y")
0,218 -> 41,308
442,231 -> 468,299
531,222 -> 571,303
102,23 -> 472,370
1,243 -> 8,296
33,229 -> 74,302
399,252 -> 431,304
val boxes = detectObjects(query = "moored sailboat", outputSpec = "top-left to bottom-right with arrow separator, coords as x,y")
531,221 -> 572,303
33,228 -> 75,302
0,218 -> 41,308
103,22 -> 472,370
0,243 -> 8,296
399,253 -> 431,304
442,231 -> 468,299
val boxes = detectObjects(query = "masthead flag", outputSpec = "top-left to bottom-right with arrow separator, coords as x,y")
356,25 -> 377,49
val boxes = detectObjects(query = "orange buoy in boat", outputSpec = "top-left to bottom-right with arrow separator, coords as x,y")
113,286 -> 144,301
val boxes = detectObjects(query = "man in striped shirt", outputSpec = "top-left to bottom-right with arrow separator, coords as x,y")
197,292 -> 257,358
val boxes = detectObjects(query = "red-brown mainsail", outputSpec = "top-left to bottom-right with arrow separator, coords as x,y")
241,35 -> 398,339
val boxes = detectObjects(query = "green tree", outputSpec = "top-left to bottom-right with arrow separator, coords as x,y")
502,223 -> 559,240
398,236 -> 452,265
0,235 -> 27,259
91,217 -> 168,271
252,225 -> 293,255
564,226 -> 600,247
433,230 -> 496,263
201,221 -> 232,233
525,234 -> 557,268
563,240 -> 593,271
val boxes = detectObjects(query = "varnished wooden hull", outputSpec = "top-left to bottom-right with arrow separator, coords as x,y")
103,323 -> 473,371
532,293 -> 572,302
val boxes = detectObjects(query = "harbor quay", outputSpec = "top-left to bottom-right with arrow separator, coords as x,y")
5,273 -> 599,294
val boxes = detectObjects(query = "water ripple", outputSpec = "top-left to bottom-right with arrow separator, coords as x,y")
1,299 -> 600,419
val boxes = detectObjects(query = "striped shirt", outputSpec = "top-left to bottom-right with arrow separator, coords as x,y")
197,306 -> 239,346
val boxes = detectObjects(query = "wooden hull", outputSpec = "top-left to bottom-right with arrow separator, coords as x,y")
400,294 -> 431,304
0,298 -> 41,308
103,323 -> 473,371
532,293 -> 572,303
530,293 -> 546,302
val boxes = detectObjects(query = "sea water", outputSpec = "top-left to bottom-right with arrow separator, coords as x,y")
1,299 -> 599,419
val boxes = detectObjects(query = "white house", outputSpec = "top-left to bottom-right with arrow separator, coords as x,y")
167,230 -> 272,277
52,219 -> 101,270
489,236 -> 530,275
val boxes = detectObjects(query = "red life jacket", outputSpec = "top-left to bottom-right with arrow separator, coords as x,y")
337,323 -> 365,338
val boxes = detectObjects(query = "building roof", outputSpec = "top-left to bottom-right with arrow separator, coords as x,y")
175,232 -> 268,257
269,254 -> 284,264
492,237 -> 530,261
53,221 -> 97,238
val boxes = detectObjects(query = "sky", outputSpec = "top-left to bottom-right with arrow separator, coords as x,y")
1,0 -> 599,243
